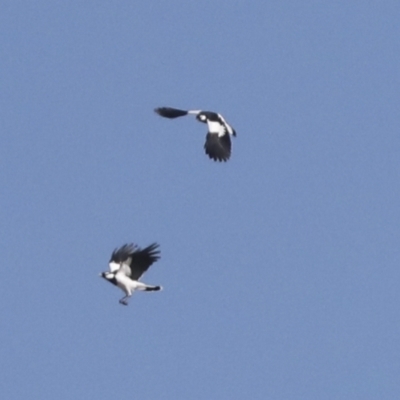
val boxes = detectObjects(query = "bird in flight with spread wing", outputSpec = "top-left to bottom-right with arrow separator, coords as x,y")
100,242 -> 161,306
155,106 -> 236,162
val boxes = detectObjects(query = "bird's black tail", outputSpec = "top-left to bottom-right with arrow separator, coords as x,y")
145,285 -> 162,291
154,107 -> 188,119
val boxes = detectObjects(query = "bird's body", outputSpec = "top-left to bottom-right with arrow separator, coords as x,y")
155,107 -> 236,162
100,243 -> 161,306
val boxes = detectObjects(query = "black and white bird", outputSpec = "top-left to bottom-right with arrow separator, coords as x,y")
100,243 -> 162,306
154,107 -> 236,162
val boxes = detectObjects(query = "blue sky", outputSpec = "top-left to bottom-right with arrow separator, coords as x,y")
1,1 -> 400,399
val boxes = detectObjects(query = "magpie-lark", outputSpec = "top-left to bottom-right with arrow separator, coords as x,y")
100,243 -> 161,306
155,107 -> 236,162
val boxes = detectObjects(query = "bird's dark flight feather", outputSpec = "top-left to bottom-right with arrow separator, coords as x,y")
110,243 -> 160,280
204,132 -> 231,162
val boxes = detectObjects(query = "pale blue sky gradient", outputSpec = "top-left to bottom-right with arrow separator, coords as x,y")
1,1 -> 400,399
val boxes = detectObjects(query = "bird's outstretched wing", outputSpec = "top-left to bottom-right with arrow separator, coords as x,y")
109,243 -> 138,272
155,107 -> 189,119
204,132 -> 232,162
109,243 -> 160,280
127,242 -> 160,280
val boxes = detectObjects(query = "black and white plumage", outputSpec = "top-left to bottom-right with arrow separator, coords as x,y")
100,243 -> 161,306
155,107 -> 236,162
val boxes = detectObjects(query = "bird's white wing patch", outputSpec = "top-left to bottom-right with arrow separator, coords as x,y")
109,261 -> 120,273
206,119 -> 226,136
187,110 -> 202,115
218,114 -> 235,135
119,262 -> 132,277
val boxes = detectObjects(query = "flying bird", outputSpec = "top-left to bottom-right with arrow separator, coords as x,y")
100,242 -> 162,306
154,106 -> 236,162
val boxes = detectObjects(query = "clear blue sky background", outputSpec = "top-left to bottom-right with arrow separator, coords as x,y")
1,1 -> 399,399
